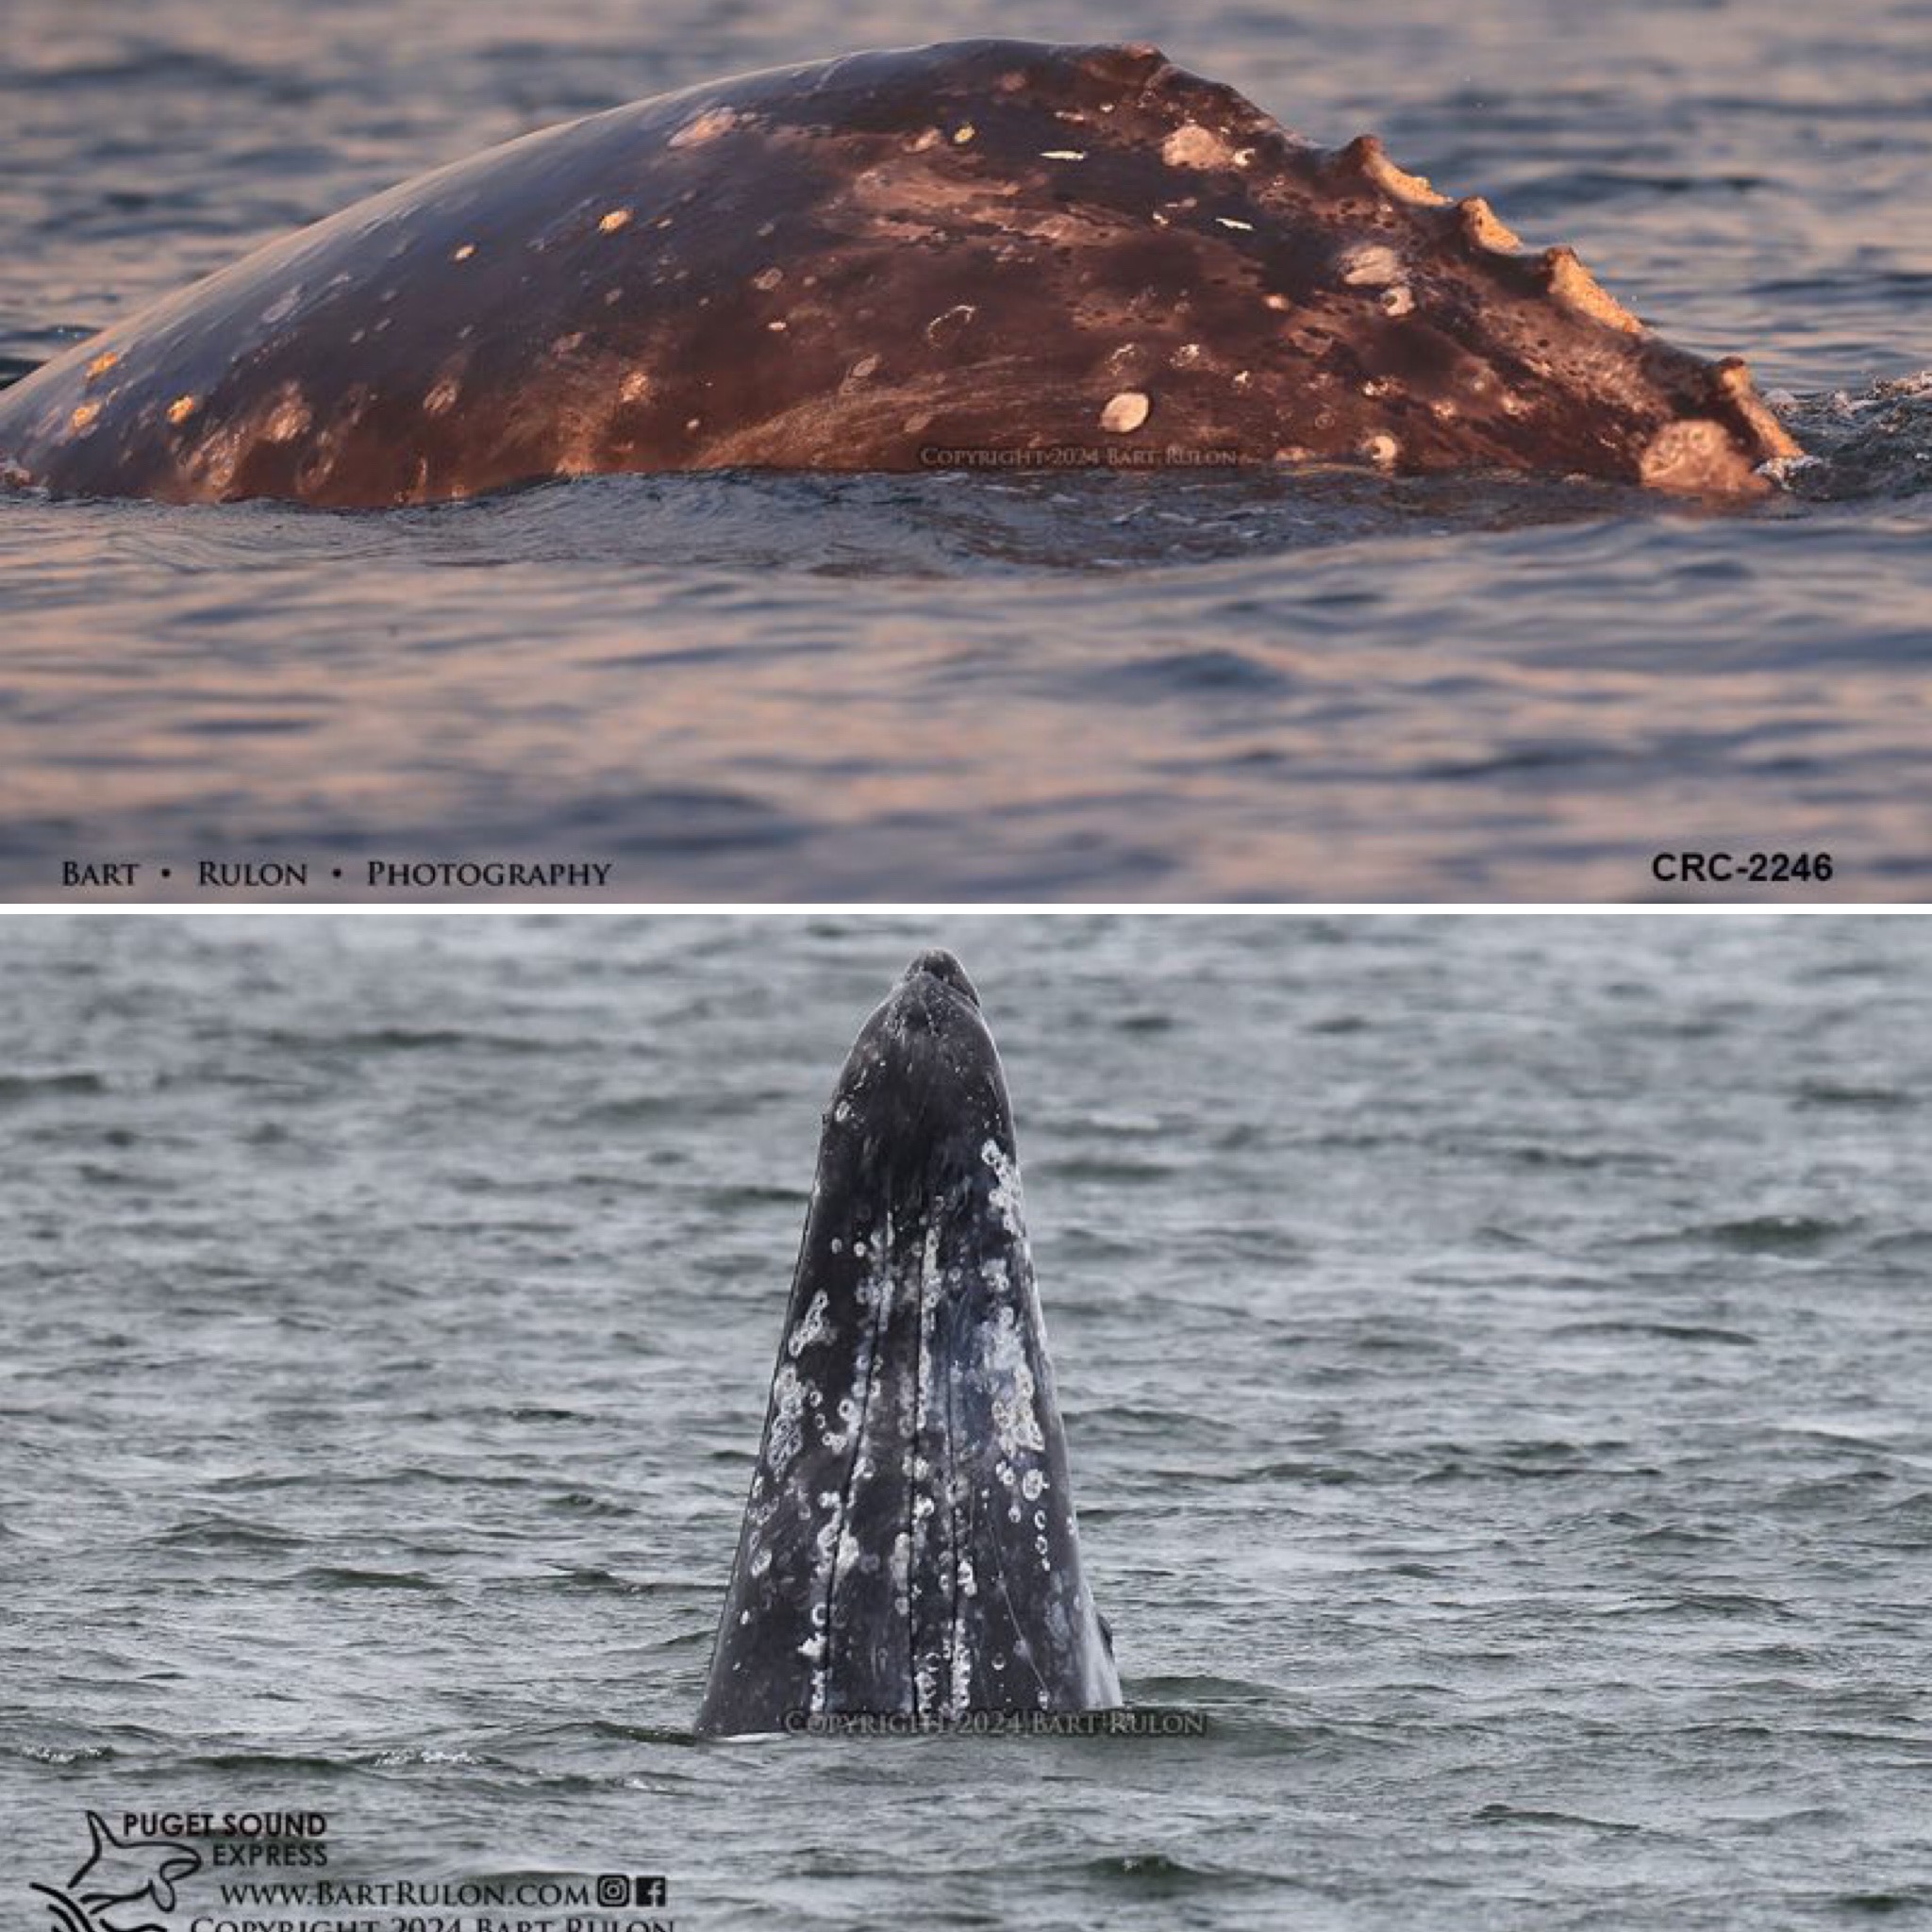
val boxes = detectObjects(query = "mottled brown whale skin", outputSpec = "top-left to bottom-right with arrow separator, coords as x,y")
0,37 -> 1800,506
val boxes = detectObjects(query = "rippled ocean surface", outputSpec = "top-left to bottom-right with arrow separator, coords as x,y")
1,0 -> 1929,902
3,914 -> 1928,1928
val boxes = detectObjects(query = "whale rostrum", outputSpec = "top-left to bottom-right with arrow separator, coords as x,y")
696,950 -> 1120,1734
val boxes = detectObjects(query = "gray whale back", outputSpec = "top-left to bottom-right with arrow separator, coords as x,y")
0,37 -> 1799,504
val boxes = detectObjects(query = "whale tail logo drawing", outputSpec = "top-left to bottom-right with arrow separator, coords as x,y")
29,1813 -> 202,1932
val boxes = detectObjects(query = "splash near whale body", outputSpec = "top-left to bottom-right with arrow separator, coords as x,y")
0,38 -> 1800,507
695,950 -> 1120,1736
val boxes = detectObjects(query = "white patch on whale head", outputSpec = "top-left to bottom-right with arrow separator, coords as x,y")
668,107 -> 737,148
1341,242 -> 1404,288
980,1139 -> 1026,1238
1162,123 -> 1234,169
787,1288 -> 830,1357
765,1362 -> 808,1474
984,1303 -> 1047,1458
924,304 -> 976,346
264,385 -> 310,443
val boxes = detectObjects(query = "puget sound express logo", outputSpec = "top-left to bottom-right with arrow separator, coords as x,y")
29,1812 -> 672,1932
31,1814 -> 208,1932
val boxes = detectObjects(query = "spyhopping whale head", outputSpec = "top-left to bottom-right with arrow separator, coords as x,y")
695,949 -> 1120,1735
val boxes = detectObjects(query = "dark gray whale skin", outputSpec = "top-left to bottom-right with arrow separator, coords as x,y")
695,951 -> 1120,1737
0,39 -> 1800,507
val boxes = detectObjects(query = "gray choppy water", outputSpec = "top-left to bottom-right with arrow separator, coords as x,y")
1,0 -> 1929,901
3,914 -> 1929,1928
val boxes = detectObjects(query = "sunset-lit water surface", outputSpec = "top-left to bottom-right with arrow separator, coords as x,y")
1,0 -> 1927,899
